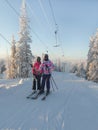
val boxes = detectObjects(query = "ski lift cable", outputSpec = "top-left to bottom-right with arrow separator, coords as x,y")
27,0 -> 55,38
38,0 -> 53,32
26,1 -> 49,50
26,1 -> 57,55
38,0 -> 50,26
5,0 -> 55,56
0,33 -> 11,45
54,26 -> 65,57
5,0 -> 47,48
48,0 -> 57,26
5,0 -> 20,16
0,33 -> 12,62
27,0 -> 59,56
31,30 -> 48,49
48,0 -> 61,49
26,2 -> 48,51
48,0 -> 60,47
0,32 -> 11,63
26,1 -> 43,28
58,31 -> 65,57
48,0 -> 65,57
31,29 -> 57,56
36,0 -> 61,53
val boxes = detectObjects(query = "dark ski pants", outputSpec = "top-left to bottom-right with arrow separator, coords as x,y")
41,74 -> 51,92
32,74 -> 41,90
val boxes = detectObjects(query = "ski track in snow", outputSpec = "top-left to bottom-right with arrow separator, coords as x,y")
0,72 -> 98,130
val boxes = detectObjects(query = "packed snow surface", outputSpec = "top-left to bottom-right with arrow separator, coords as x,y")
0,72 -> 98,130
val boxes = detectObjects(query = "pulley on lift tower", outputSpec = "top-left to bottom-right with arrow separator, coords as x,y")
53,28 -> 60,47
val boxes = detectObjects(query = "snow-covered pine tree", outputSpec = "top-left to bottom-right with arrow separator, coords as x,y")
6,55 -> 11,79
15,42 -> 32,78
15,0 -> 33,78
70,63 -> 78,73
6,35 -> 16,79
0,59 -> 4,74
86,30 -> 98,82
76,63 -> 86,78
10,35 -> 17,78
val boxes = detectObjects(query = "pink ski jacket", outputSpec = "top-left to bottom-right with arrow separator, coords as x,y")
39,60 -> 54,75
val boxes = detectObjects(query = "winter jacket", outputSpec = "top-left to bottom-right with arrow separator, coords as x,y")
32,61 -> 41,75
39,60 -> 54,75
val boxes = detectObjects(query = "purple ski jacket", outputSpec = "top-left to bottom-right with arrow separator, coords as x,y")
39,60 -> 54,75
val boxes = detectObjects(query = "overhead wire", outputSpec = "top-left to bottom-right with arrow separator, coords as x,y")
36,0 -> 60,57
26,1 -> 42,28
0,33 -> 11,45
38,0 -> 53,32
58,31 -> 65,57
24,0 -> 57,56
48,0 -> 65,58
31,29 -> 48,50
48,0 -> 59,47
5,0 -> 59,58
5,0 -> 56,56
5,0 -> 20,16
5,0 -> 64,60
48,0 -> 57,26
38,0 -> 50,26
26,1 -> 48,49
0,33 -> 11,63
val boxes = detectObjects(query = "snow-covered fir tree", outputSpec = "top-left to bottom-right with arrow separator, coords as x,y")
10,35 -> 17,78
0,59 -> 6,74
6,56 -> 11,79
76,63 -> 86,78
86,30 -> 98,82
15,0 -> 33,78
6,35 -> 16,79
70,63 -> 78,73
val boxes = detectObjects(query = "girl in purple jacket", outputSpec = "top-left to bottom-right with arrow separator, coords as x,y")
39,54 -> 54,95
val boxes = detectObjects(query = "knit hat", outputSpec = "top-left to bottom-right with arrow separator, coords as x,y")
44,54 -> 49,61
37,56 -> 41,62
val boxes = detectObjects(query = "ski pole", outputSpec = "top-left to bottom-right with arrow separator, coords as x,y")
51,76 -> 58,90
50,78 -> 55,91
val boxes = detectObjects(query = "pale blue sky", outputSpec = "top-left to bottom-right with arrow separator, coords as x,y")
0,0 -> 98,61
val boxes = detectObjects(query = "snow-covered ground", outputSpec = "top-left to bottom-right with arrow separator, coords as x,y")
0,72 -> 98,130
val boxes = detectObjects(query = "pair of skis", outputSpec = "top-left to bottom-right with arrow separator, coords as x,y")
26,91 -> 37,99
26,91 -> 50,100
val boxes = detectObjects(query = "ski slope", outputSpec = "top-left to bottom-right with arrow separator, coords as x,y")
0,72 -> 98,130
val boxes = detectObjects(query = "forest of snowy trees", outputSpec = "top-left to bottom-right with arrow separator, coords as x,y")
0,1 -> 98,84
86,30 -> 98,82
69,61 -> 86,78
70,29 -> 98,83
6,1 -> 33,79
1,25 -> 98,82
